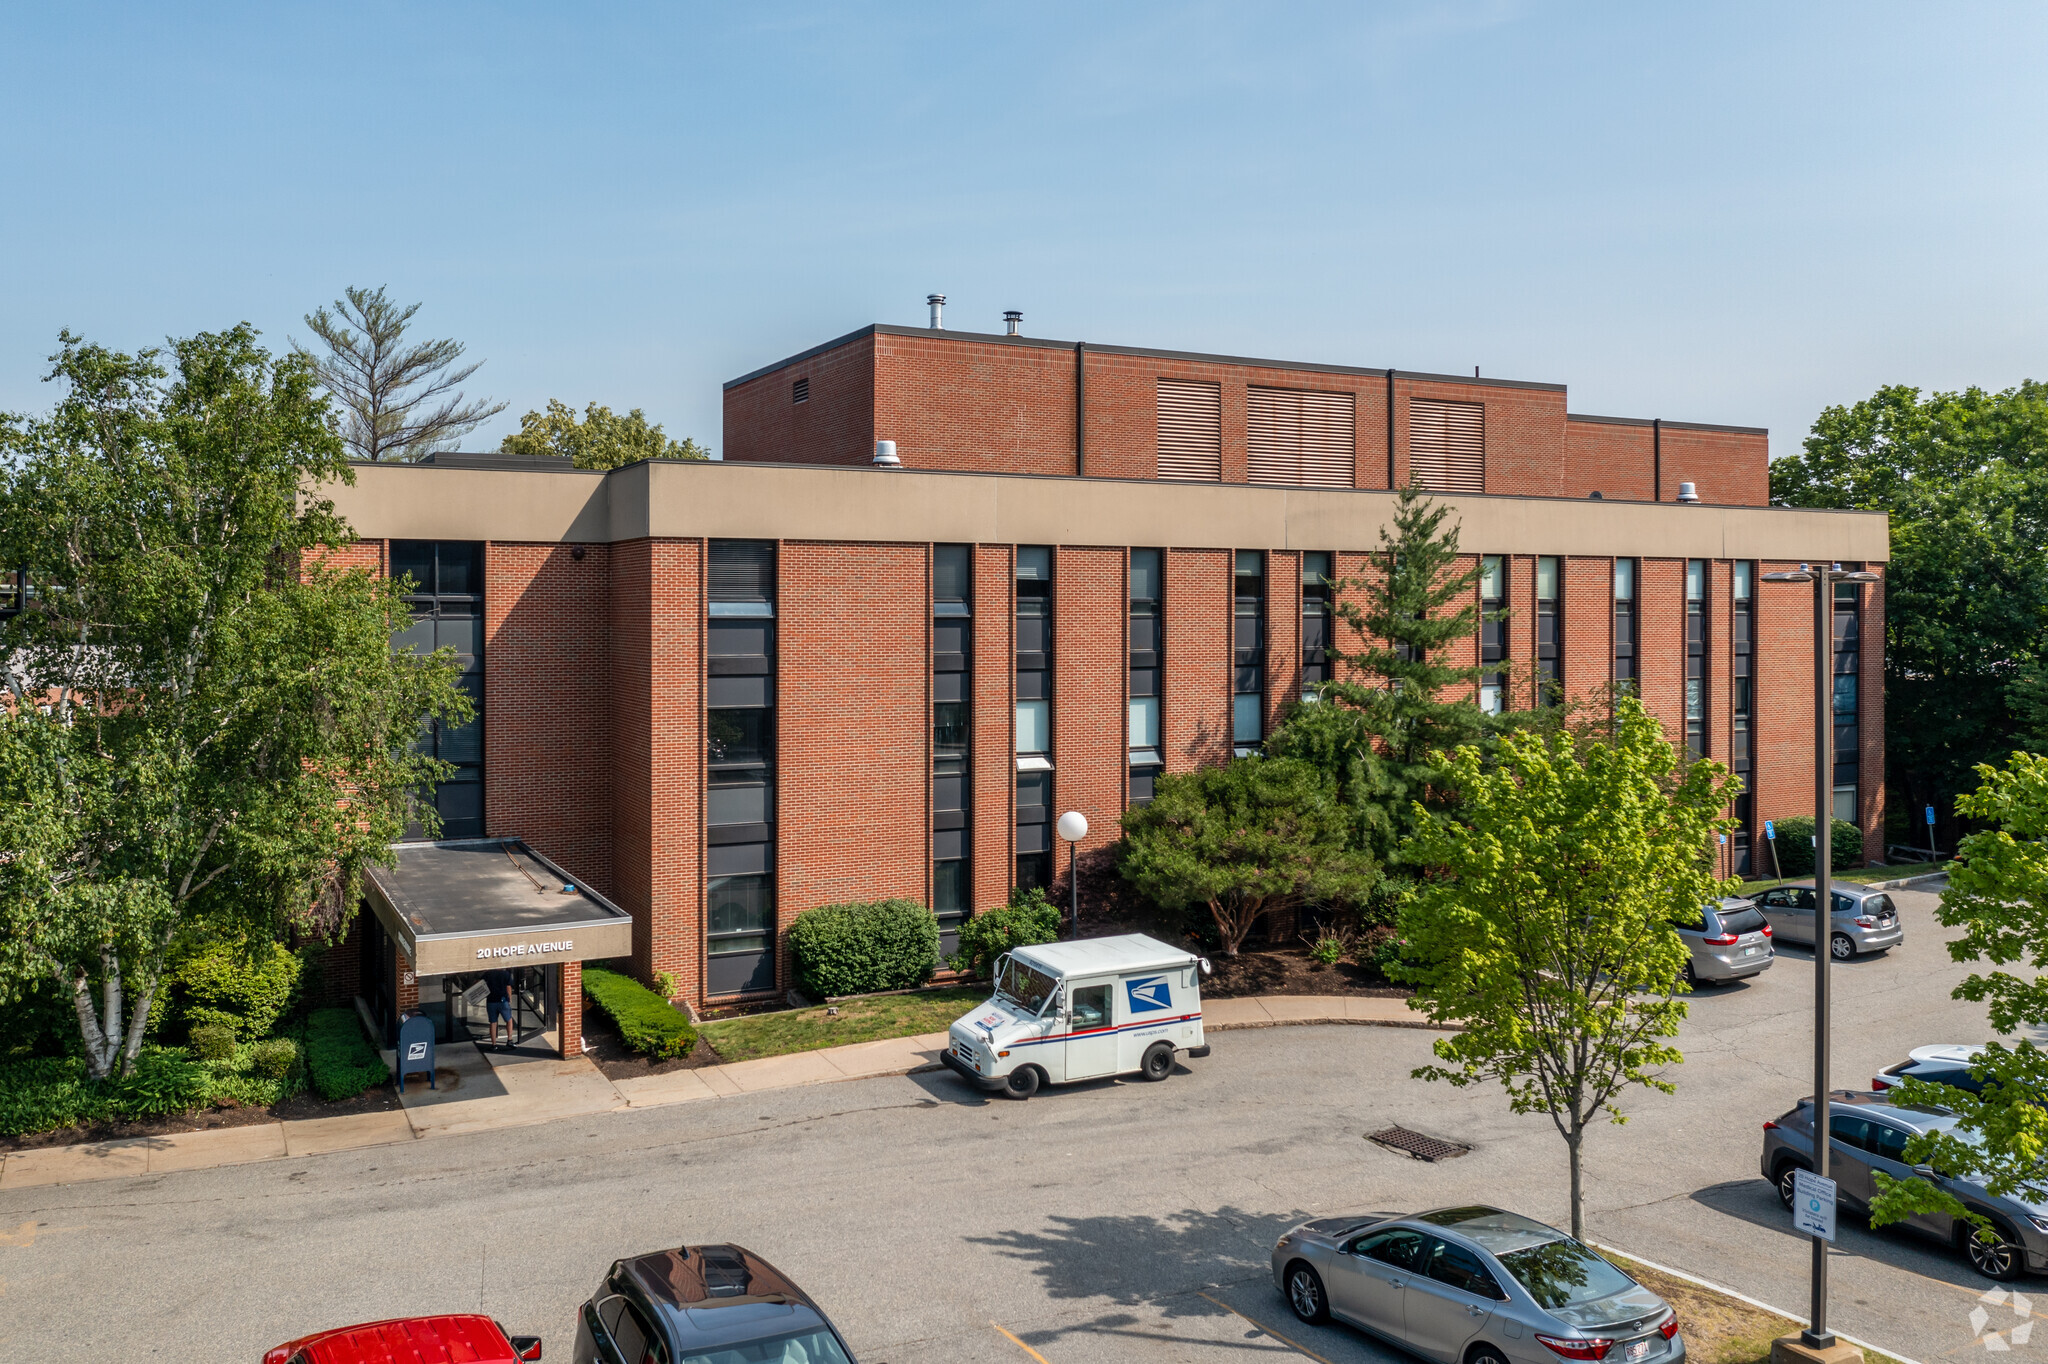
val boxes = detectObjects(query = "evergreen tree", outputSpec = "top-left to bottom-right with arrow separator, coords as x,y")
1268,482 -> 1501,872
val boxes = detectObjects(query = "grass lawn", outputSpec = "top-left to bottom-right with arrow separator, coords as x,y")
697,986 -> 989,1064
1599,1251 -> 1907,1364
1740,861 -> 1949,894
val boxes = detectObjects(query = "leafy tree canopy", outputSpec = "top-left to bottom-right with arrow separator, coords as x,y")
1871,753 -> 2048,1242
1398,697 -> 1738,1239
500,399 -> 709,469
1770,382 -> 2048,836
1118,757 -> 1378,955
0,326 -> 469,1076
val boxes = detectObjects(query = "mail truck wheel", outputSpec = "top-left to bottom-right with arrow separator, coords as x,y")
1140,1042 -> 1175,1082
1003,1066 -> 1041,1100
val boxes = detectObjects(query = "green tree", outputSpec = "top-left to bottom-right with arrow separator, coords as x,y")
500,399 -> 709,468
1771,383 -> 2048,844
1268,482 -> 1501,873
297,285 -> 505,461
0,327 -> 469,1077
1398,697 -> 1738,1239
1869,753 -> 2048,1249
1118,757 -> 1378,955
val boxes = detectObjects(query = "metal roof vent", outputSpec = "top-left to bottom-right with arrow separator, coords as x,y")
873,440 -> 902,469
927,294 -> 945,329
1004,310 -> 1023,336
1677,481 -> 1701,503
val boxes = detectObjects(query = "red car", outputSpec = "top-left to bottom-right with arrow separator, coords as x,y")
263,1314 -> 543,1364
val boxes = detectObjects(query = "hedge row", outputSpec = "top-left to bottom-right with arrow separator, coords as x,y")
304,1008 -> 391,1100
789,899 -> 939,998
948,889 -> 1061,980
1764,816 -> 1863,878
0,1041 -> 306,1138
584,967 -> 698,1060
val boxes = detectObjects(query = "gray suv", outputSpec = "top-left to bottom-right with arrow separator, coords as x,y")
1675,898 -> 1774,986
1753,882 -> 1903,960
1760,1091 -> 2048,1280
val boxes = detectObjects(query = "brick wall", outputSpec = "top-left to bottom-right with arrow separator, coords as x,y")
1506,554 -> 1536,707
972,545 -> 1015,913
1163,548 -> 1232,772
1405,376 -> 1570,498
1053,548 -> 1127,904
1661,427 -> 1770,508
1755,559 -> 1818,851
485,543 -> 613,897
1563,557 -> 1612,711
1563,419 -> 1657,502
1637,559 -> 1686,746
777,543 -> 931,965
1265,550 -> 1302,733
559,960 -> 583,1058
724,332 -> 876,465
875,334 -> 1078,476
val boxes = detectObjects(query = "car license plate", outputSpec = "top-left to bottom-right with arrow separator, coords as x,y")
1743,946 -> 1759,956
1626,1339 -> 1653,1361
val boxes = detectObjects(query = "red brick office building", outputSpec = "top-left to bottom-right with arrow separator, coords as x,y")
322,320 -> 1888,1043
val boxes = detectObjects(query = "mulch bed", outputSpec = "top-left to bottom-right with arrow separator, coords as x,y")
580,1013 -> 726,1081
0,1083 -> 402,1152
1200,945 -> 1409,1000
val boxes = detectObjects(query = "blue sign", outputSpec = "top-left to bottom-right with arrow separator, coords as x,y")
1125,976 -> 1173,1014
1765,820 -> 1776,840
1719,834 -> 1727,845
1926,805 -> 1937,826
396,1012 -> 436,1093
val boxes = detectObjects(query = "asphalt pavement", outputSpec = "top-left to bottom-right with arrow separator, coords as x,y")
0,883 -> 2028,1363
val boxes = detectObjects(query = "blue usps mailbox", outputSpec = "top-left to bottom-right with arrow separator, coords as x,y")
396,1012 -> 436,1093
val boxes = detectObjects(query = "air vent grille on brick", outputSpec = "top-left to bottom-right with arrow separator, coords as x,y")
792,376 -> 809,404
1246,386 -> 1355,489
1155,378 -> 1222,481
1408,398 -> 1485,494
709,540 -> 775,602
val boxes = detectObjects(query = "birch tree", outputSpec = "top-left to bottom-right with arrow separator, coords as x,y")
1397,698 -> 1738,1239
0,326 -> 468,1077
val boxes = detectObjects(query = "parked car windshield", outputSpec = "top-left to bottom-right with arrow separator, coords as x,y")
997,957 -> 1059,1015
678,1327 -> 854,1364
1495,1237 -> 1637,1309
1864,894 -> 1895,917
1719,906 -> 1768,934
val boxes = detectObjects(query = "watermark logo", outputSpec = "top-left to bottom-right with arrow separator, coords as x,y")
1972,1288 -> 2034,1351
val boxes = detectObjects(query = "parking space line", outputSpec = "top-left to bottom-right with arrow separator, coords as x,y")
1197,1292 -> 1338,1364
991,1321 -> 1052,1362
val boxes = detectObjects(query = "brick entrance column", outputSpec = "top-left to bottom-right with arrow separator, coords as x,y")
559,961 -> 583,1058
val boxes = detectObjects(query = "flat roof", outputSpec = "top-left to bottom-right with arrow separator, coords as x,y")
363,838 -> 635,975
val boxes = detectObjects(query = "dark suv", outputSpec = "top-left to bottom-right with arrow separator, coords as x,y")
573,1243 -> 858,1363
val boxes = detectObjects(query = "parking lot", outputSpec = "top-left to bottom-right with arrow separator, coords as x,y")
1,882 -> 2028,1363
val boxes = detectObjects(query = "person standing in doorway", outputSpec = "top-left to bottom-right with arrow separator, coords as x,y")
483,967 -> 514,1048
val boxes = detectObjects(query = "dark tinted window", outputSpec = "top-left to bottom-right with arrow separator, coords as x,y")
1868,1122 -> 1913,1162
1719,906 -> 1767,934
1829,1113 -> 1872,1151
1426,1238 -> 1506,1299
935,544 -> 972,603
709,540 -> 775,602
1496,1238 -> 1636,1309
1355,1227 -> 1428,1271
1864,894 -> 1894,918
1915,1066 -> 1986,1095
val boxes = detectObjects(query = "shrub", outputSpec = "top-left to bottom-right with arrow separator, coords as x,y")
949,888 -> 1062,980
189,1021 -> 236,1062
1769,816 -> 1863,878
789,898 -> 940,998
1309,935 -> 1346,966
249,1036 -> 300,1080
174,937 -> 304,1040
1368,928 -> 1414,984
304,1008 -> 389,1100
0,1056 -> 104,1136
102,1048 -> 214,1118
583,967 -> 697,1060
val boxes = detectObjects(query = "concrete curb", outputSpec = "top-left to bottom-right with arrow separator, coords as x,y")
1861,870 -> 1948,892
0,996 -> 1418,1188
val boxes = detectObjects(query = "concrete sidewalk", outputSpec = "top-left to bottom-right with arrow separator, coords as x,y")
0,994 -> 1433,1189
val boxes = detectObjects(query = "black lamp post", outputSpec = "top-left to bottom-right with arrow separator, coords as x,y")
1761,561 -> 1880,1349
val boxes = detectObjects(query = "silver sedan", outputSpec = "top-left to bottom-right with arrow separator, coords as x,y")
1753,881 -> 1904,960
1272,1205 -> 1684,1364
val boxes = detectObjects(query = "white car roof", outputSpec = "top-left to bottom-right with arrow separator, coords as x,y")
1012,933 -> 1198,978
1909,1044 -> 1986,1065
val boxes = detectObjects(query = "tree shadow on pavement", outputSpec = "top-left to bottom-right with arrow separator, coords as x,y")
1689,1178 -> 1993,1293
967,1205 -> 1306,1347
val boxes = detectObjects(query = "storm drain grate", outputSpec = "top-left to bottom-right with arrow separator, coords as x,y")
1368,1126 -> 1470,1162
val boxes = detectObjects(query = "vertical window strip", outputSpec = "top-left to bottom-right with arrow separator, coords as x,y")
1129,548 -> 1163,803
1684,559 -> 1707,761
1731,560 -> 1754,874
1301,551 -> 1333,701
933,544 -> 972,946
1233,550 -> 1266,751
1015,547 -> 1054,891
1536,555 -> 1562,705
1479,554 -> 1506,715
706,539 -> 779,997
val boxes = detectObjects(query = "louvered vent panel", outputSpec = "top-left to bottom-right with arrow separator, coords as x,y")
1408,398 -> 1486,494
1156,379 -> 1222,482
1246,387 -> 1355,488
709,540 -> 776,602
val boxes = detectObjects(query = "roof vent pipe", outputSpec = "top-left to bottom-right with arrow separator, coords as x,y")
927,294 -> 945,330
1004,310 -> 1022,336
1676,481 -> 1700,503
873,440 -> 902,469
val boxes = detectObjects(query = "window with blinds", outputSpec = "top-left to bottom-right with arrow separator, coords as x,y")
1156,379 -> 1222,481
1246,387 -> 1355,488
1408,398 -> 1485,494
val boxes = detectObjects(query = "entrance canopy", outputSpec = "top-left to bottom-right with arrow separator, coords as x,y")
364,838 -> 634,977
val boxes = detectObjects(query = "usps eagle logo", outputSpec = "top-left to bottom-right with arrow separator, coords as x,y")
1126,976 -> 1172,1013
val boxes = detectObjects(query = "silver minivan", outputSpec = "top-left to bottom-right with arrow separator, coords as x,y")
1753,881 -> 1904,960
1675,897 -> 1774,986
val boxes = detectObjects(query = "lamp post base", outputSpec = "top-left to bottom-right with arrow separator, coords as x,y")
1773,1334 -> 1860,1364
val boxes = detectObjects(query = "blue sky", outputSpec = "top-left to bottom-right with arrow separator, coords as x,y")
3,4 -> 2043,463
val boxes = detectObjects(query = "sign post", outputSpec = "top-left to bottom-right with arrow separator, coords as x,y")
1765,819 -> 1782,883
1926,804 -> 1939,863
1792,1169 -> 1838,1242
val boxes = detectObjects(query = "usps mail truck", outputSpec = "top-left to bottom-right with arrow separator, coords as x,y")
942,934 -> 1211,1099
